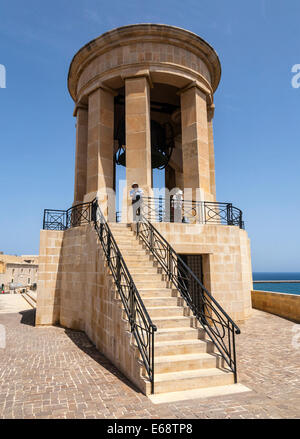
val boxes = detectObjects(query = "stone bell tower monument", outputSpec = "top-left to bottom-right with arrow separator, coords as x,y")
68,24 -> 221,215
37,24 -> 253,396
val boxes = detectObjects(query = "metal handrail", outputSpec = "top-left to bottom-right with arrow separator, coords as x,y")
43,202 -> 93,230
43,201 -> 157,393
142,197 -> 244,229
136,215 -> 240,382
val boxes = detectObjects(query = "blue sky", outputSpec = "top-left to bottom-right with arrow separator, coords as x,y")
0,0 -> 299,271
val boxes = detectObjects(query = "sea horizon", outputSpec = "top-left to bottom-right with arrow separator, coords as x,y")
252,272 -> 300,295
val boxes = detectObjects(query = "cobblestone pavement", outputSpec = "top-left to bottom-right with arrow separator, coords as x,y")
0,309 -> 299,419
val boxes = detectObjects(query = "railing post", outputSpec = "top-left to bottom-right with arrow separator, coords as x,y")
116,253 -> 121,284
227,203 -> 233,225
232,325 -> 237,383
239,212 -> 243,229
151,327 -> 155,394
43,210 -> 46,229
91,200 -> 96,223
168,248 -> 172,282
129,283 -> 135,331
107,231 -> 111,263
64,211 -> 67,230
203,202 -> 207,225
150,227 -> 153,252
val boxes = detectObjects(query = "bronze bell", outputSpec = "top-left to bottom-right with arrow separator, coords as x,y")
114,118 -> 175,170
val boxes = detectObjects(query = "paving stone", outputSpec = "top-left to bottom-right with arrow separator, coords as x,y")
0,309 -> 299,418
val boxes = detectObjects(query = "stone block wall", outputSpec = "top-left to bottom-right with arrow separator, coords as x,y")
251,290 -> 300,323
36,230 -> 63,325
153,223 -> 253,322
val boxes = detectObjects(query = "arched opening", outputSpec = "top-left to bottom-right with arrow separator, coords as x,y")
113,83 -> 182,220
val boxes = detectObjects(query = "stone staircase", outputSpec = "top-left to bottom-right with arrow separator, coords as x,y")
109,223 -> 235,394
21,290 -> 37,309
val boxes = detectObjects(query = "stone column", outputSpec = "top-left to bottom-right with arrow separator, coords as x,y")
207,104 -> 216,201
180,85 -> 211,201
73,105 -> 88,205
84,87 -> 115,216
125,75 -> 152,192
124,75 -> 152,221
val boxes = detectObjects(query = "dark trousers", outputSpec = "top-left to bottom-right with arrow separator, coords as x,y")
132,195 -> 141,221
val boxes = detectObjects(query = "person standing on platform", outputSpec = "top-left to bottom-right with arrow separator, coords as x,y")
130,183 -> 144,222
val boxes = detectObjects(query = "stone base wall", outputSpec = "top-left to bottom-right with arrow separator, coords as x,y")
153,223 -> 253,322
36,230 -> 63,325
36,225 -> 147,393
251,290 -> 300,323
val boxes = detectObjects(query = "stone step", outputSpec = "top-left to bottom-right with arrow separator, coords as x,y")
21,293 -> 36,309
126,261 -> 155,268
151,316 -> 191,328
138,289 -> 175,298
142,297 -> 179,307
134,277 -> 165,283
111,230 -> 136,236
123,255 -> 151,262
131,273 -> 163,282
154,353 -> 216,373
147,306 -> 184,318
152,368 -> 235,394
155,327 -> 199,341
115,239 -> 139,245
26,290 -> 37,303
135,282 -> 168,290
128,267 -> 159,274
121,250 -> 148,256
155,339 -> 212,356
117,244 -> 144,250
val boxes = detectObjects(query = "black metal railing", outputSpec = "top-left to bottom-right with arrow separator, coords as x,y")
142,197 -> 244,229
43,200 -> 157,393
43,202 -> 93,230
136,216 -> 240,382
91,199 -> 157,392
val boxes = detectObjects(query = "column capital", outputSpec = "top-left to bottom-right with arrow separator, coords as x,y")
207,104 -> 215,121
177,80 -> 210,97
99,84 -> 118,97
122,69 -> 153,88
73,102 -> 88,117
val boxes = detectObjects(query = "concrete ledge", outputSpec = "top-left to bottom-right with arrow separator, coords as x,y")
251,290 -> 300,323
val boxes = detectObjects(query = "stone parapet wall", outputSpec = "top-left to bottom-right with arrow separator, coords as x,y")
251,290 -> 300,323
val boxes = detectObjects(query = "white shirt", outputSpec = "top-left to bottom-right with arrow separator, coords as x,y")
172,191 -> 183,209
130,188 -> 144,201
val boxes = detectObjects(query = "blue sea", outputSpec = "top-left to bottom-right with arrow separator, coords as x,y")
252,272 -> 300,295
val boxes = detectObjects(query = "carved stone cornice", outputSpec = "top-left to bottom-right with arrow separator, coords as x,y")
68,24 -> 221,102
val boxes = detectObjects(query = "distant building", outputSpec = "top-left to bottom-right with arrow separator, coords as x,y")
0,254 -> 39,292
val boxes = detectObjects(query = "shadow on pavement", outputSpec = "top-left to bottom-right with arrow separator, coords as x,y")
64,328 -> 143,394
19,308 -> 36,326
